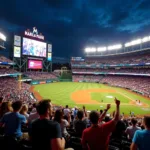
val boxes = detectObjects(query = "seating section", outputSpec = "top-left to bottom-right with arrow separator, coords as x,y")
0,77 -> 34,103
73,75 -> 103,82
24,72 -> 57,80
0,68 -> 19,74
101,76 -> 150,97
71,53 -> 150,65
0,55 -> 13,63
72,68 -> 150,75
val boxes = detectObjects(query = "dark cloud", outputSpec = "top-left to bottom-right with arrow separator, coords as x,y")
0,0 -> 150,57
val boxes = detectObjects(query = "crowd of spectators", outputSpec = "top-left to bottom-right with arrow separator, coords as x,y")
0,55 -> 13,63
0,98 -> 150,150
0,68 -> 19,75
73,75 -> 103,82
72,68 -> 150,75
24,71 -> 57,80
71,53 -> 150,65
0,77 -> 34,104
101,76 -> 150,97
73,75 -> 150,97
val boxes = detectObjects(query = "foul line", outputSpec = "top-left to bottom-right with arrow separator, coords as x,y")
117,91 -> 134,101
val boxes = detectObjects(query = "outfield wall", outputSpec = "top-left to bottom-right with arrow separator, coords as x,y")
31,79 -> 58,85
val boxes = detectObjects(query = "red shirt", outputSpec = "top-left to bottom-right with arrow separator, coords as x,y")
81,120 -> 116,150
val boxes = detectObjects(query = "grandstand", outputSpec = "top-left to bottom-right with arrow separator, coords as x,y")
72,38 -> 150,98
0,29 -> 150,150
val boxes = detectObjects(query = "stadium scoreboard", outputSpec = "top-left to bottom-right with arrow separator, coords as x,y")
13,27 -> 52,62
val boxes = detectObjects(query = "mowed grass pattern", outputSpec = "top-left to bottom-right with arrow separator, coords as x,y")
34,82 -> 150,115
91,93 -> 129,103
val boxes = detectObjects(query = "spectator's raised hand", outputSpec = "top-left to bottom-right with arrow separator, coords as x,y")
106,104 -> 111,110
83,105 -> 86,110
115,97 -> 120,106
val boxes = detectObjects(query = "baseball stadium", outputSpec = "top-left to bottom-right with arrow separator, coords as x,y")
0,14 -> 150,150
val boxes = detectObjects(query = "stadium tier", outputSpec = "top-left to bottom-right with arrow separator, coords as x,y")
0,77 -> 34,103
0,55 -> 13,63
24,71 -> 57,80
72,50 -> 150,98
72,52 -> 150,65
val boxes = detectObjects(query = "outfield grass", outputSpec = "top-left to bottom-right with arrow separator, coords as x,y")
34,82 -> 150,115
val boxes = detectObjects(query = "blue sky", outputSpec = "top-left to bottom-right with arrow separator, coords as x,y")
0,0 -> 150,58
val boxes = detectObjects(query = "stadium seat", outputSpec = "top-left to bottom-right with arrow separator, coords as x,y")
4,136 -> 20,150
108,145 -> 120,150
69,136 -> 82,150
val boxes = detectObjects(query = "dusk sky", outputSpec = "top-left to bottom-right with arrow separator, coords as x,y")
0,0 -> 150,58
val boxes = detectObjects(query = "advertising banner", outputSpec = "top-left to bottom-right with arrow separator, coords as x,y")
14,46 -> 21,58
28,60 -> 42,69
14,35 -> 21,46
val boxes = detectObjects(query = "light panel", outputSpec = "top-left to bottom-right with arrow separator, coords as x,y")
0,32 -> 6,41
142,36 -> 150,42
97,47 -> 106,51
85,47 -> 96,53
107,44 -> 122,50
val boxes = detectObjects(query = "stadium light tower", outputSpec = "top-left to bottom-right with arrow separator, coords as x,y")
97,47 -> 107,51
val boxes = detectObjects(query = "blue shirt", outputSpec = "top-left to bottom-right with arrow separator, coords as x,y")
1,112 -> 26,138
133,129 -> 150,150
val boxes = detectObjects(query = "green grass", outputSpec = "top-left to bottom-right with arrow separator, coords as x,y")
91,92 -> 129,103
34,82 -> 150,115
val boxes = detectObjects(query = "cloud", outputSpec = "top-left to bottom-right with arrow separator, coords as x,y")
0,0 -> 150,57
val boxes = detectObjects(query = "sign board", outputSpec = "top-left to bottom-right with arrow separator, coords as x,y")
24,27 -> 44,40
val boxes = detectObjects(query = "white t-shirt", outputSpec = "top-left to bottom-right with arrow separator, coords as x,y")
60,119 -> 69,136
63,108 -> 70,116
125,126 -> 141,139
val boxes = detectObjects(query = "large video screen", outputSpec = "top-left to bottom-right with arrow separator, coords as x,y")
22,37 -> 46,57
28,60 -> 42,69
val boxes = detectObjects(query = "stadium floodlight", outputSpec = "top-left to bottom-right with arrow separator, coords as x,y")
0,32 -> 6,41
142,36 -> 150,43
107,44 -> 122,50
85,47 -> 96,53
85,48 -> 91,52
97,47 -> 107,51
90,47 -> 96,52
131,39 -> 141,45
125,42 -> 131,47
125,39 -> 142,47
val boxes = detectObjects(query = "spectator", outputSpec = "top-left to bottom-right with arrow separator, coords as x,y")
54,109 -> 70,139
111,118 -> 126,138
0,97 -> 3,106
29,100 -> 65,150
28,103 -> 39,124
125,118 -> 141,140
20,104 -> 29,119
0,101 -> 12,119
131,116 -> 150,150
74,110 -> 87,137
64,105 -> 70,119
81,98 -> 120,150
0,101 -> 27,139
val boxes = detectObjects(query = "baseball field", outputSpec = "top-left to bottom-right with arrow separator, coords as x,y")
31,82 -> 150,116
